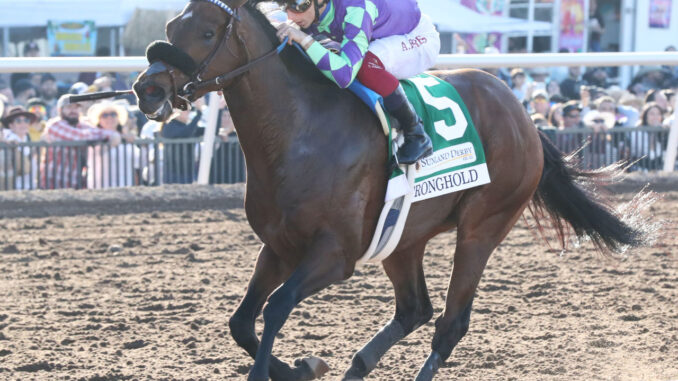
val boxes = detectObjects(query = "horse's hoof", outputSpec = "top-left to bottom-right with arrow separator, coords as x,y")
295,356 -> 330,379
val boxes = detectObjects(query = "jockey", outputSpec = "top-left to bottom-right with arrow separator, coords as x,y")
275,0 -> 440,165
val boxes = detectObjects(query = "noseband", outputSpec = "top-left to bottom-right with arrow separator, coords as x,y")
145,0 -> 288,109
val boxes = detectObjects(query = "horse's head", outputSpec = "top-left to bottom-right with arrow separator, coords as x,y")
133,0 -> 249,121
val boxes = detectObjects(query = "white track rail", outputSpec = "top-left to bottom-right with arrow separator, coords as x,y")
1,52 -> 678,73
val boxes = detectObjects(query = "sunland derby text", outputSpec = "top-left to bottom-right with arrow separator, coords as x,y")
416,142 -> 477,178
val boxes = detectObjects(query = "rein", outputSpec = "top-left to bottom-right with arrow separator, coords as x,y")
181,37 -> 289,99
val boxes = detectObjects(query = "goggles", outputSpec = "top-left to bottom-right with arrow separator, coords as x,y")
28,105 -> 47,118
283,0 -> 312,13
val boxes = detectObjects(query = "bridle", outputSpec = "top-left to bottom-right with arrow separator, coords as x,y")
147,0 -> 288,110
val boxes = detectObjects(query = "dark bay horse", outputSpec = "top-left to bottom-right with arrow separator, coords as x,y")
133,1 -> 648,380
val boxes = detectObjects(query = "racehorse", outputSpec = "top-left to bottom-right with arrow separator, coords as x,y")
132,1 -> 648,380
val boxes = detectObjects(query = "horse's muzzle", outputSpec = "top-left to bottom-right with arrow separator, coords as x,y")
133,61 -> 177,121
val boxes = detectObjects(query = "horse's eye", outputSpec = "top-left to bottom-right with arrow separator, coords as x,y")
204,31 -> 215,39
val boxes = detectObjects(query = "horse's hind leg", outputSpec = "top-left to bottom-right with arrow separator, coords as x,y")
415,198 -> 531,381
230,245 -> 316,381
343,242 -> 432,380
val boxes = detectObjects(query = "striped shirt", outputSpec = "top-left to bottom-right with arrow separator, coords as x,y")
40,118 -> 118,189
304,0 -> 421,88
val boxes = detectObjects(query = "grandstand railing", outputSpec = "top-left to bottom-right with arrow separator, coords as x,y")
0,137 -> 245,191
0,128 -> 671,192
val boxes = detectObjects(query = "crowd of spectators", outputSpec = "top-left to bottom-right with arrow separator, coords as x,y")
0,41 -> 236,191
486,45 -> 678,171
2,39 -> 678,191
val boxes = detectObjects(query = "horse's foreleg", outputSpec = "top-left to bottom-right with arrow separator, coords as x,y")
343,243 -> 432,380
230,244 -> 311,381
248,232 -> 348,381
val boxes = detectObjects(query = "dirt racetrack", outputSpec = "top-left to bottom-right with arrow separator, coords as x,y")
0,174 -> 676,381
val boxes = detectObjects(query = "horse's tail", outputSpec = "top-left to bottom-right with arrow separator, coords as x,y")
530,132 -> 652,254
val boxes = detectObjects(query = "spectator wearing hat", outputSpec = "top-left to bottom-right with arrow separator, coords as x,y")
68,82 -> 98,116
12,79 -> 37,108
529,90 -> 551,118
583,109 -> 615,133
86,101 -> 140,189
40,95 -> 121,189
1,106 -> 38,189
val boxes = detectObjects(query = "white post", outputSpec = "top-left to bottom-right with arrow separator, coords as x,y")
662,102 -> 678,172
2,27 -> 9,57
119,27 -> 126,56
109,27 -> 116,56
196,91 -> 221,184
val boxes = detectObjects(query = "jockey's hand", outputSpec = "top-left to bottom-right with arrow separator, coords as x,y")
276,23 -> 312,48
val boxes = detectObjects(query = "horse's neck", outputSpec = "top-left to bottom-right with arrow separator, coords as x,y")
224,54 -> 303,184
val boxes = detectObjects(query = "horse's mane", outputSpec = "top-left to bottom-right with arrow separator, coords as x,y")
245,1 -> 330,85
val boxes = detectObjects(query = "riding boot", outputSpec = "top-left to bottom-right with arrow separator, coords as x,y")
383,84 -> 433,165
